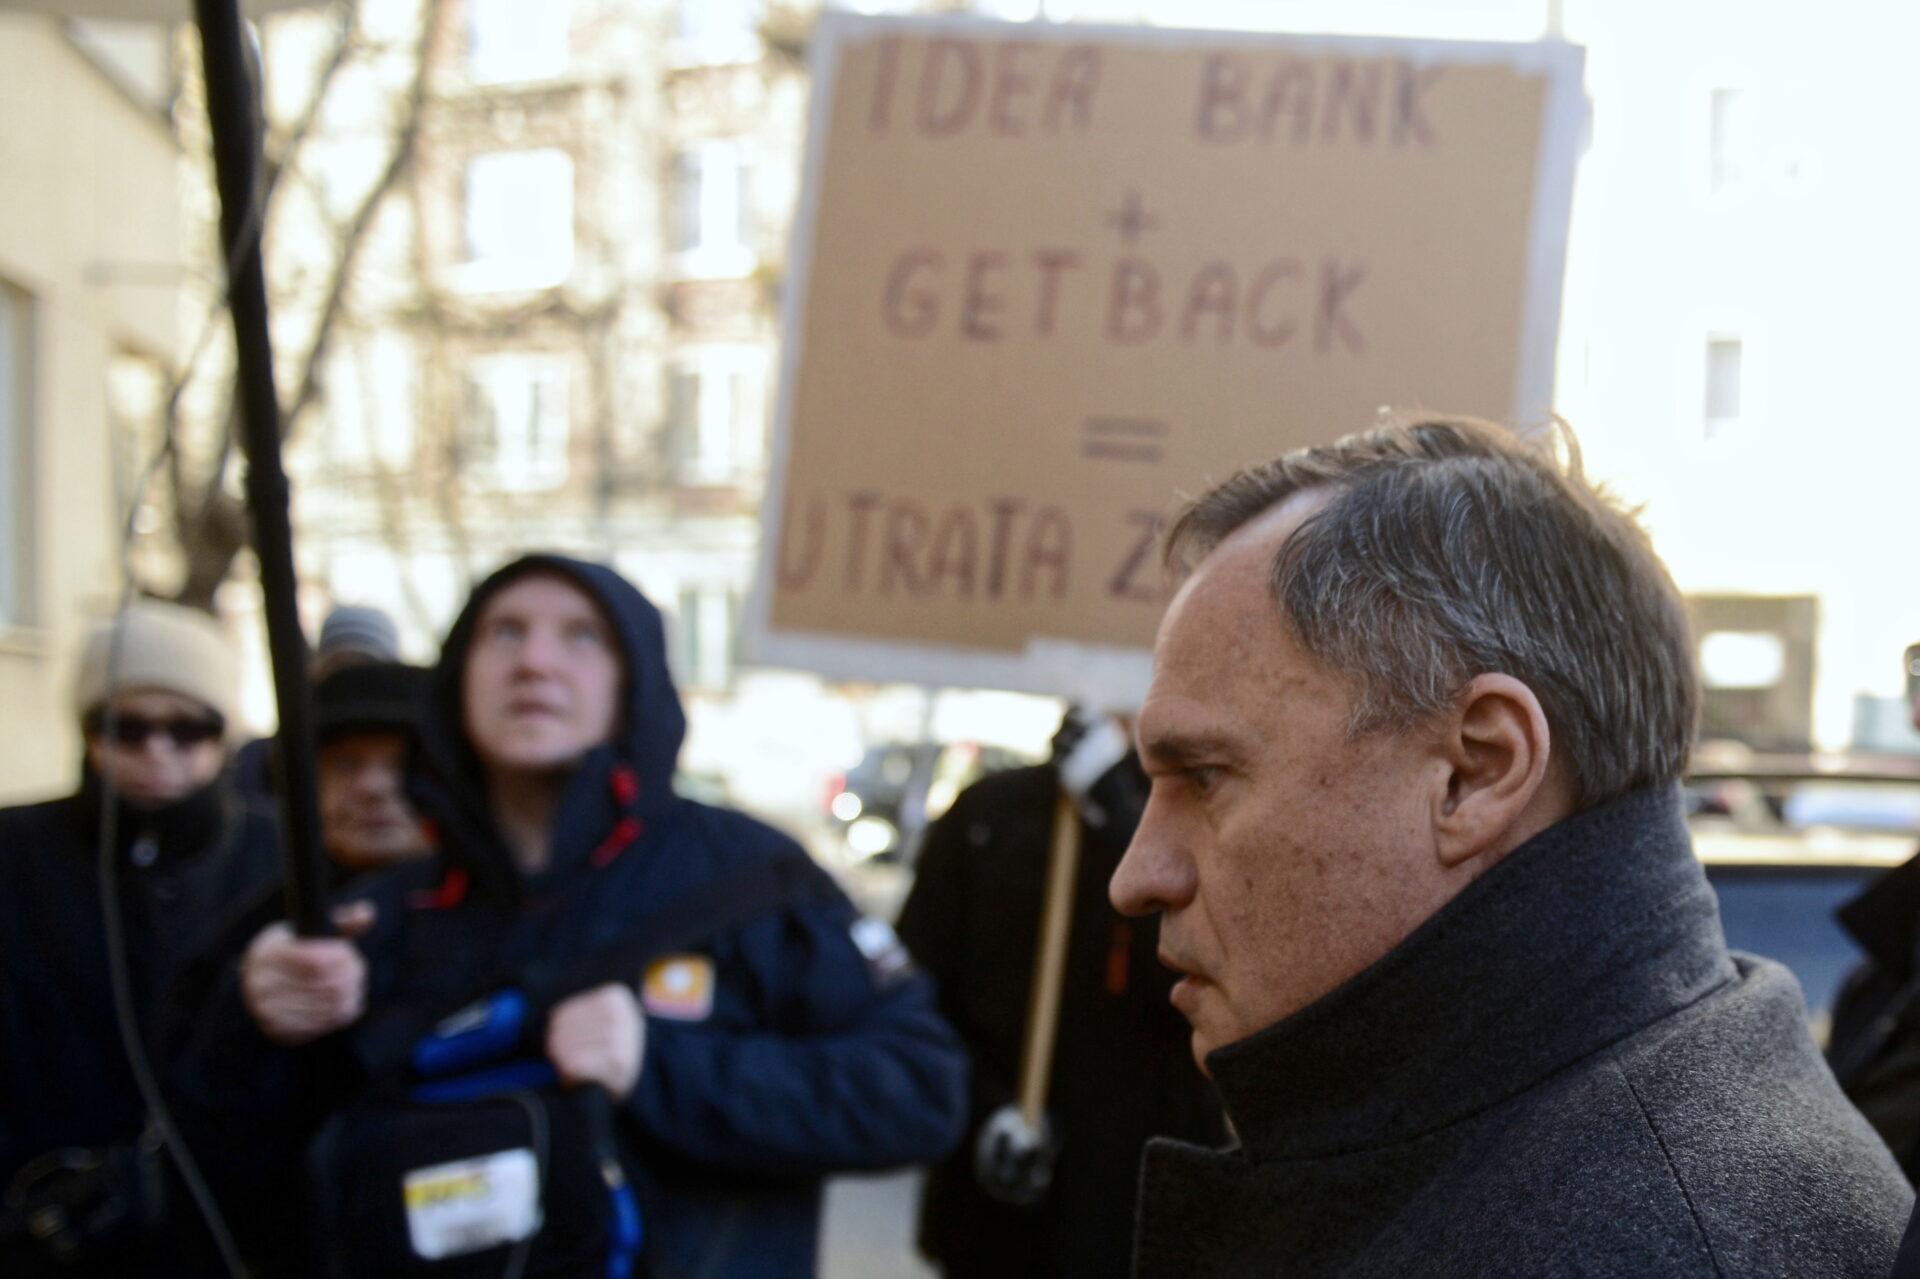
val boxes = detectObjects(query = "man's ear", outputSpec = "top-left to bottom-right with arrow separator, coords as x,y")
1433,674 -> 1555,869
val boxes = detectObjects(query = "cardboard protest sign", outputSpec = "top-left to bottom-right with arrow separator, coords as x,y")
749,13 -> 1586,702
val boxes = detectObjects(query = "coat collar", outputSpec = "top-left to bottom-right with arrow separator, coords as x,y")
69,764 -> 236,870
1205,785 -> 1737,1162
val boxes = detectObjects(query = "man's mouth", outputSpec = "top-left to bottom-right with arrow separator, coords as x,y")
1170,974 -> 1208,1017
1160,950 -> 1209,1015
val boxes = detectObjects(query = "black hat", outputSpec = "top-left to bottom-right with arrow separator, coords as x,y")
314,661 -> 430,746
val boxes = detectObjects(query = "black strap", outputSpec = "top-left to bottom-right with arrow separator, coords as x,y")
352,856 -> 843,1081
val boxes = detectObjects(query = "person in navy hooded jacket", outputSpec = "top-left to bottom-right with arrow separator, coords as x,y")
174,554 -> 967,1277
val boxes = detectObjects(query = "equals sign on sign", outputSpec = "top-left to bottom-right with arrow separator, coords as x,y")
1081,416 -> 1169,463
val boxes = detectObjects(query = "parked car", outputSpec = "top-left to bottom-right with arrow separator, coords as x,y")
1687,749 -> 1920,1032
823,740 -> 1029,863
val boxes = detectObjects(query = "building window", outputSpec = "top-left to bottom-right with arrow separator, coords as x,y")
1700,631 -> 1786,690
461,149 -> 574,292
1709,88 -> 1749,192
675,0 -> 762,65
672,143 -> 756,276
469,0 -> 571,84
675,584 -> 740,691
1704,336 -> 1742,439
324,336 -> 418,470
666,347 -> 765,485
460,355 -> 571,492
1690,595 -> 1817,751
0,284 -> 31,628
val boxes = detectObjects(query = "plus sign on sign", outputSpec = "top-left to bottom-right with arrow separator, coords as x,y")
749,14 -> 1586,704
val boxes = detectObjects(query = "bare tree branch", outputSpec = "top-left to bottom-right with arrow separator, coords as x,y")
346,334 -> 441,636
157,0 -> 359,520
260,2 -> 362,212
155,0 -> 447,608
280,0 -> 442,440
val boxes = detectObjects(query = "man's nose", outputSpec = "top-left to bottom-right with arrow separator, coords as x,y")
1109,794 -> 1194,917
360,765 -> 403,797
512,626 -> 562,672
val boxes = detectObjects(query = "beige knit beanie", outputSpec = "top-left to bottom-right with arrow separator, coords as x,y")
72,599 -> 240,729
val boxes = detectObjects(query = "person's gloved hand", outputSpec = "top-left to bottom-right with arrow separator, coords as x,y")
545,982 -> 646,1100
1048,705 -> 1096,766
242,900 -> 377,1046
974,1103 -> 1058,1206
1052,707 -> 1138,829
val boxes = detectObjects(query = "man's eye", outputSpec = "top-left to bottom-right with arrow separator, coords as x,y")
565,621 -> 607,647
486,618 -> 526,643
1188,766 -> 1222,794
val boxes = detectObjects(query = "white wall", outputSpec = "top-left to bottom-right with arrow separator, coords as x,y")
0,16 -> 182,802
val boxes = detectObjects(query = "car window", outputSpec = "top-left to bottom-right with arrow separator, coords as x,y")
1687,760 -> 1920,1032
1689,771 -> 1920,868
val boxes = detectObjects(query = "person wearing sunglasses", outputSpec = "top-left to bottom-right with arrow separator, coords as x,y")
0,599 -> 281,1277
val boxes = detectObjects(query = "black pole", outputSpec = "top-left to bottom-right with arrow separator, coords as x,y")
193,0 -> 330,937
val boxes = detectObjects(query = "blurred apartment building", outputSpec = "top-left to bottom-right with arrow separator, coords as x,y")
1544,0 -> 1920,757
997,0 -> 1920,758
274,0 -> 1920,778
244,0 -> 925,822
0,12 -> 181,801
5,0 -> 1915,804
269,0 -> 800,698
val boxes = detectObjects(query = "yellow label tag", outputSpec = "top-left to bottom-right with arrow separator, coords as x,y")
404,1171 -> 488,1211
642,954 -> 716,1021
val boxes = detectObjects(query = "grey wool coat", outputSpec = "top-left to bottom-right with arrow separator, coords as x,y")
1132,787 -> 1913,1278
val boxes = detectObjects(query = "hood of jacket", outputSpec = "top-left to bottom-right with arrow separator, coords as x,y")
411,553 -> 687,902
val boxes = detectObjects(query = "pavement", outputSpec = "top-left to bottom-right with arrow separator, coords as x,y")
819,1169 -> 938,1278
810,831 -> 939,1278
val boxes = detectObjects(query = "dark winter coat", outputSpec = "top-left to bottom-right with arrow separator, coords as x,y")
897,762 -> 1220,1278
0,768 -> 281,1273
1828,846 -> 1920,1177
1893,1204 -> 1920,1279
171,554 -> 968,1278
1131,787 -> 1911,1279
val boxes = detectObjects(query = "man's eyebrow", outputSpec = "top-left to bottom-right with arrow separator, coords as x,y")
1138,727 -> 1237,768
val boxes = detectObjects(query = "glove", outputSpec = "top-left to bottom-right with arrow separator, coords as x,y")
973,1104 -> 1058,1206
1051,708 -> 1136,829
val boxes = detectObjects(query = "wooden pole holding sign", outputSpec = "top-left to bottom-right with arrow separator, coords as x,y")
748,14 -> 1585,706
1017,792 -> 1083,1130
972,787 -> 1080,1203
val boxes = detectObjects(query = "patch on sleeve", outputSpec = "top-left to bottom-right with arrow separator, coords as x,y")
641,954 -> 716,1021
851,918 -> 915,988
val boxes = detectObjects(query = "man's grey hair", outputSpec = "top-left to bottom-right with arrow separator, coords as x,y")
1164,416 -> 1699,808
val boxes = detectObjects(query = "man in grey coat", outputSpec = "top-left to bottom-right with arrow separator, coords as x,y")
1111,416 -> 1911,1277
